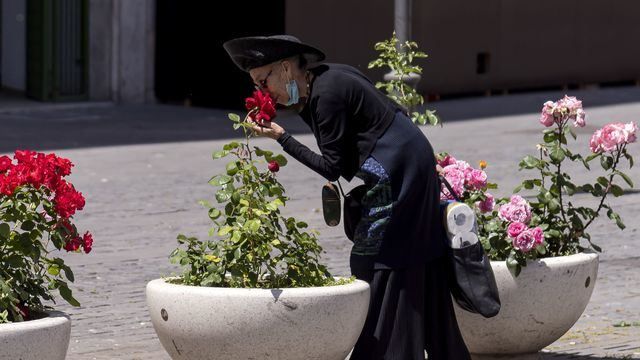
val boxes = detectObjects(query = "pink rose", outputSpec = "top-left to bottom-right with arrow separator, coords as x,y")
509,195 -> 529,207
530,226 -> 544,246
590,129 -> 603,153
513,228 -> 539,253
437,154 -> 457,168
468,169 -> 488,190
498,195 -> 532,224
507,221 -> 527,238
573,108 -> 586,128
540,101 -> 557,127
558,95 -> 582,115
623,122 -> 637,143
590,122 -> 637,153
440,167 -> 465,200
478,193 -> 495,213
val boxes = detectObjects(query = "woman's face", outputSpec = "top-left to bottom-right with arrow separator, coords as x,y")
249,61 -> 293,106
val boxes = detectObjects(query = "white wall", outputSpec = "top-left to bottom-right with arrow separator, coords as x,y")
1,0 -> 27,91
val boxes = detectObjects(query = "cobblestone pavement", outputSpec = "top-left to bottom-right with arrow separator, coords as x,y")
1,86 -> 639,359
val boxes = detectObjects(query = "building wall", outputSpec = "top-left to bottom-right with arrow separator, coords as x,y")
287,0 -> 640,96
1,0 -> 27,91
88,0 -> 155,103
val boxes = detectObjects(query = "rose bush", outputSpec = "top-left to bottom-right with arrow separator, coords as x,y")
0,151 -> 92,323
440,96 -> 635,275
169,90 -> 346,288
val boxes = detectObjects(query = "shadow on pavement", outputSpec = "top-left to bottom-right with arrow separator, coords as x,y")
541,352 -> 635,359
0,104 -> 311,153
423,85 -> 640,123
1,85 -> 639,153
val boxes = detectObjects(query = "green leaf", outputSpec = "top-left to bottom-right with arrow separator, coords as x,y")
522,156 -> 540,168
20,220 -> 35,231
597,177 -> 609,187
47,265 -> 60,276
228,113 -> 241,122
610,184 -> 624,197
218,226 -> 233,236
614,171 -> 634,187
585,153 -> 600,162
62,266 -> 75,282
209,175 -> 233,186
0,223 -> 10,239
226,162 -> 238,176
208,208 -> 221,220
58,284 -> 80,307
212,150 -> 229,159
550,146 -> 565,163
254,147 -> 273,158
543,132 -> 557,143
601,155 -> 614,170
271,154 -> 288,167
246,219 -> 261,232
223,142 -> 241,151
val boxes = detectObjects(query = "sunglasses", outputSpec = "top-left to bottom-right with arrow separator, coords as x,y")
255,69 -> 273,90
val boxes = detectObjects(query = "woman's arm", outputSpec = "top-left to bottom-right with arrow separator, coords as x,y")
252,97 -> 348,181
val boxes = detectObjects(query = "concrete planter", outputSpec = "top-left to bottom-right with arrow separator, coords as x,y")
0,310 -> 71,360
455,252 -> 599,360
146,278 -> 370,360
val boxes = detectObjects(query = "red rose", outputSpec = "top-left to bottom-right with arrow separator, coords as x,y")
63,236 -> 82,252
54,181 -> 86,218
268,161 -> 280,173
245,90 -> 276,126
0,156 -> 11,173
82,232 -> 93,254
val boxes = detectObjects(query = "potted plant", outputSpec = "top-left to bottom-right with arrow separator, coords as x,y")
438,96 -> 636,359
0,150 -> 93,360
146,91 -> 370,360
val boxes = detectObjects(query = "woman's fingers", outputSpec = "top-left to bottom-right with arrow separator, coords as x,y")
251,122 -> 283,140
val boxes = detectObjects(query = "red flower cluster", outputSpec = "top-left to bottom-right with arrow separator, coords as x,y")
62,230 -> 93,254
245,90 -> 276,126
0,150 -> 92,253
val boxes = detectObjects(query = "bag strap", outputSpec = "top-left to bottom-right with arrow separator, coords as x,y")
336,179 -> 347,198
439,175 -> 462,202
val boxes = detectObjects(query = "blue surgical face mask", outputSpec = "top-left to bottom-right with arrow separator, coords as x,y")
285,80 -> 299,106
283,64 -> 299,106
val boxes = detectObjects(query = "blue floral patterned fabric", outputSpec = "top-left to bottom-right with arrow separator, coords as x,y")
351,156 -> 393,256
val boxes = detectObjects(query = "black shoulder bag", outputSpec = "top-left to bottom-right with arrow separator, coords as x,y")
439,175 -> 501,318
321,180 -> 367,241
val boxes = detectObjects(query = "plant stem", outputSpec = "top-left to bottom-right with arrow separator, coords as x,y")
583,145 -> 624,231
556,123 -> 567,224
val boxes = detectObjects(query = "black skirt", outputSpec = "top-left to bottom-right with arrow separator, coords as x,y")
349,256 -> 471,360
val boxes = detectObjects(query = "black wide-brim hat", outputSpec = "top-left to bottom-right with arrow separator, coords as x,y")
223,35 -> 325,72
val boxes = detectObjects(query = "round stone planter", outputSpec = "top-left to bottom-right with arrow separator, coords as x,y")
0,310 -> 71,360
146,278 -> 370,360
455,252 -> 599,360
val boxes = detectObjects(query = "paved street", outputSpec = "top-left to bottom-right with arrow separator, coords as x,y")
1,86 -> 640,359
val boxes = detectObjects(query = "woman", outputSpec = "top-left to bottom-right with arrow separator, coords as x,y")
224,35 -> 470,359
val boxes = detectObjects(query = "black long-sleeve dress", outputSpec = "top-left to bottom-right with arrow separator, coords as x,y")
277,63 -> 470,359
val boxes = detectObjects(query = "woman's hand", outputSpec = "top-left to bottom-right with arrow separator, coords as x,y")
251,122 -> 285,140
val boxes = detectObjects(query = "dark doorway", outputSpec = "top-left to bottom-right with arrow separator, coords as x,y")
155,1 -> 286,110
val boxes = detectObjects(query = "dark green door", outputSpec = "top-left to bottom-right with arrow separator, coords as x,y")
27,0 -> 88,101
